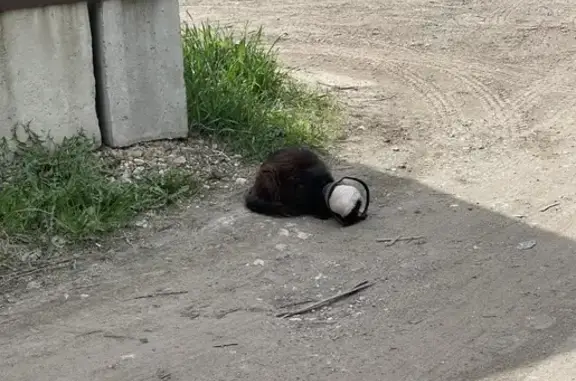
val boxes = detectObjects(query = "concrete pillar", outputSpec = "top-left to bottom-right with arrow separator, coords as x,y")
0,3 -> 101,146
90,0 -> 188,148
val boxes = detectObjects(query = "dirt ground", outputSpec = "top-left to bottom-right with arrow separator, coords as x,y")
3,0 -> 576,380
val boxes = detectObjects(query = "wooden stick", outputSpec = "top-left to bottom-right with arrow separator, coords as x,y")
0,258 -> 75,286
213,343 -> 239,348
131,290 -> 188,300
539,202 -> 560,212
376,236 -> 425,245
276,280 -> 374,318
317,82 -> 359,91
277,299 -> 317,310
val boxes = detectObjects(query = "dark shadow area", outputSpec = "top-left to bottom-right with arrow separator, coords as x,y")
314,160 -> 576,380
1,155 -> 576,381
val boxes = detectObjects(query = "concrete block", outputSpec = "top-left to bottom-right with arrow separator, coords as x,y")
90,0 -> 188,148
0,3 -> 101,147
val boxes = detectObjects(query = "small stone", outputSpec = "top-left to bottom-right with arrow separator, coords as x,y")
121,169 -> 132,183
253,259 -> 265,266
134,219 -> 149,228
278,228 -> 290,237
275,244 -> 287,251
517,240 -> 536,250
235,177 -> 247,185
129,150 -> 143,158
392,147 -> 400,151
526,314 -> 556,330
50,235 -> 67,247
297,231 -> 311,240
133,158 -> 145,165
173,156 -> 187,165
209,170 -> 224,180
26,280 -> 41,290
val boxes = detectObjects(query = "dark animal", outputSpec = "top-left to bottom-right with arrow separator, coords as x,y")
244,147 -> 334,219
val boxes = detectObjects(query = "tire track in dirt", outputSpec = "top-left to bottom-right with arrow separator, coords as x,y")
538,98 -> 576,131
296,41 -> 576,138
489,0 -> 530,25
376,43 -> 536,130
284,42 -> 509,129
377,61 -> 461,129
499,71 -> 576,132
388,58 -> 507,126
397,47 -> 576,140
388,42 -> 576,134
278,44 -> 463,130
501,84 -> 544,127
288,42 -> 576,145
185,0 -> 575,140
511,93 -> 576,155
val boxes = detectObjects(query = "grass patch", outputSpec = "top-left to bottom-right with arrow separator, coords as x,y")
0,127 -> 198,265
181,22 -> 342,160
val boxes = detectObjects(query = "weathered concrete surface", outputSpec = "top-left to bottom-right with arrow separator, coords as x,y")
90,0 -> 188,148
0,3 -> 101,146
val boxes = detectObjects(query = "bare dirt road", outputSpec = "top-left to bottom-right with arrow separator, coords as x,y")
3,0 -> 576,380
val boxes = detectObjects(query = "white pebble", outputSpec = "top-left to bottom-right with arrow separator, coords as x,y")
253,259 -> 265,266
26,281 -> 41,290
172,156 -> 187,165
297,231 -> 311,240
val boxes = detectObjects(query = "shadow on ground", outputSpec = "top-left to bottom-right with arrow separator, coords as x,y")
319,163 -> 576,381
1,160 -> 576,381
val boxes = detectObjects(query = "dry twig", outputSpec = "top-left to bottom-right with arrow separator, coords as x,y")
75,329 -> 103,337
103,333 -> 137,340
213,343 -> 239,348
0,258 -> 75,286
131,290 -> 188,300
376,236 -> 425,245
539,202 -> 560,212
277,299 -> 317,310
317,81 -> 359,91
276,280 -> 374,318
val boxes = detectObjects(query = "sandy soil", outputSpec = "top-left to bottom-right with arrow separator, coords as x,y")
3,0 -> 576,380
